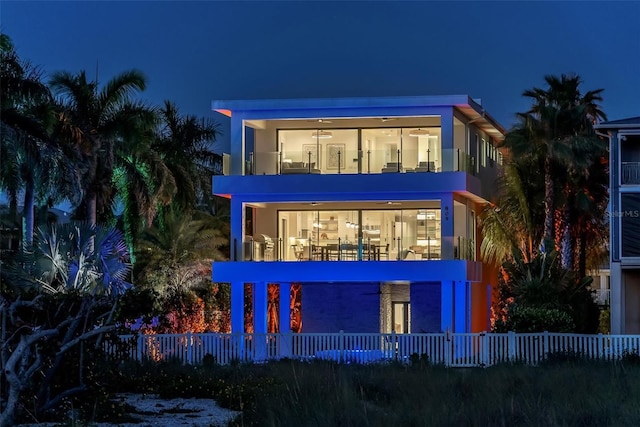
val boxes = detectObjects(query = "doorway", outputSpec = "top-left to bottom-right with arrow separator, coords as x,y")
392,302 -> 410,333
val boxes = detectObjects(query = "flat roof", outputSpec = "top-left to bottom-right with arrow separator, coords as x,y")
595,116 -> 640,129
212,95 -> 506,141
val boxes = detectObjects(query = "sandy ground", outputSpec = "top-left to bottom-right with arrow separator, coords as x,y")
18,393 -> 242,427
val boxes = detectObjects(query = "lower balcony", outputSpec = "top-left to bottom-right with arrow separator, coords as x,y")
240,236 -> 475,262
212,258 -> 482,284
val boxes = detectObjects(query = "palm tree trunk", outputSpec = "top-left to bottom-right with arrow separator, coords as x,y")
22,176 -> 35,247
543,156 -> 554,244
86,192 -> 97,226
560,204 -> 573,270
8,188 -> 18,223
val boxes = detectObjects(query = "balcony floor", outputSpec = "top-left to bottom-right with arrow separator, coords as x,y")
212,259 -> 481,283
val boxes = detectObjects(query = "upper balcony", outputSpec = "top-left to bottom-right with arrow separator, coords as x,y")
243,147 -> 476,176
620,134 -> 640,185
213,96 -> 506,200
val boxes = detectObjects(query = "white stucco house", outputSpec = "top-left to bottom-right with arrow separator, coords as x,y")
210,95 -> 506,337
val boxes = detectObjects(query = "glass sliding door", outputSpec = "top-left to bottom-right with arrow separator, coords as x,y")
277,206 -> 441,261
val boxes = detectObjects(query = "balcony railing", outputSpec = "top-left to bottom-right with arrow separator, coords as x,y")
238,236 -> 474,262
235,148 -> 476,176
622,162 -> 640,185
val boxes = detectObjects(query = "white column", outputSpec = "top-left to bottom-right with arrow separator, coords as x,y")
230,281 -> 244,333
610,263 -> 623,334
440,193 -> 454,259
454,280 -> 469,333
230,198 -> 245,261
440,281 -> 454,332
230,114 -> 244,176
253,282 -> 268,360
279,282 -> 292,358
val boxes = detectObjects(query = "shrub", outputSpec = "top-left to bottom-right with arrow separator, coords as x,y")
493,304 -> 575,332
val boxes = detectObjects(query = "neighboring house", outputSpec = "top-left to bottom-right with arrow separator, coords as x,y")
211,96 -> 506,336
596,117 -> 640,334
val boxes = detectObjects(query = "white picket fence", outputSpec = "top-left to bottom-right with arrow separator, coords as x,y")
108,332 -> 640,367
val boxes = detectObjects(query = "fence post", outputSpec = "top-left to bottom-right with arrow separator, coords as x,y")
597,333 -> 604,360
187,332 -> 193,364
445,329 -> 451,367
339,330 -> 345,363
508,331 -> 516,362
391,330 -> 396,361
480,332 -> 488,367
543,331 -> 549,359
137,334 -> 143,362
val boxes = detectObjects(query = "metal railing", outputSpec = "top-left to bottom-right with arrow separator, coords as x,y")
109,331 -> 640,367
239,236 -> 475,262
239,148 -> 477,176
622,162 -> 640,185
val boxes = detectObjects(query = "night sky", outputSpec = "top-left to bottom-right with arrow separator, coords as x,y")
3,1 -> 640,153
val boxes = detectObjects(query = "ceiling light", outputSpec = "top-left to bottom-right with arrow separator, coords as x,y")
409,128 -> 430,137
311,130 -> 333,139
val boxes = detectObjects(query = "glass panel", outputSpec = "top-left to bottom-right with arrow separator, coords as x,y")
404,128 -> 441,173
277,207 -> 441,261
278,129 -> 358,175
247,127 -> 446,175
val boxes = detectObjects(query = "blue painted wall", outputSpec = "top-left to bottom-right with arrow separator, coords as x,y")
301,282 -> 381,333
410,281 -> 442,333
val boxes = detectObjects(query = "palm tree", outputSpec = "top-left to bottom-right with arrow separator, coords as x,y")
134,208 -> 227,294
154,101 -> 221,212
49,69 -> 158,226
480,157 -> 545,266
501,73 -> 607,270
0,34 -> 66,247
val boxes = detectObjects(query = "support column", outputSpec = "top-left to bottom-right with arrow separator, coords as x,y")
440,193 -> 454,259
230,281 -> 244,333
279,282 -> 292,358
230,113 -> 244,176
440,109 -> 454,171
440,281 -> 454,332
230,197 -> 245,261
253,282 -> 268,360
453,280 -> 470,333
611,264 -> 623,334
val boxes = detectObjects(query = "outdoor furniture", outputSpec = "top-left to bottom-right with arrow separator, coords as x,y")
281,161 -> 321,174
381,162 -> 404,173
398,249 -> 416,260
414,161 -> 436,172
377,243 -> 390,260
340,243 -> 358,260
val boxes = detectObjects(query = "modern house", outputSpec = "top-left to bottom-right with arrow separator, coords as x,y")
596,117 -> 640,334
210,96 -> 506,337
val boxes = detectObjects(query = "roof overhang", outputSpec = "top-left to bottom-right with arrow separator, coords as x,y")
211,95 -> 506,141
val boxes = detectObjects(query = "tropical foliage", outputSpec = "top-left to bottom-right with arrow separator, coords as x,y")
483,74 -> 607,332
0,34 -> 73,246
0,34 -> 231,424
0,222 -> 133,426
